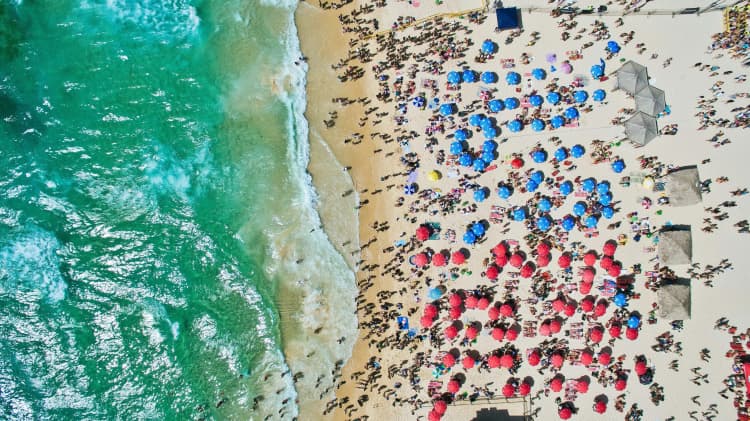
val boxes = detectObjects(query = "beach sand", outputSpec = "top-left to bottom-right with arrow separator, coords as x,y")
297,0 -> 750,420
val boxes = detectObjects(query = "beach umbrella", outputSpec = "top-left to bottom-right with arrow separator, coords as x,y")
599,192 -> 612,206
483,126 -> 497,139
499,303 -> 514,317
576,380 -> 590,393
526,179 -> 539,192
594,400 -> 607,414
580,281 -> 593,295
627,314 -> 641,329
492,243 -> 507,257
462,69 -> 477,83
404,183 -> 417,195
635,360 -> 648,376
519,382 -> 531,396
477,297 -> 490,310
473,188 -> 488,202
487,99 -> 504,113
481,150 -> 495,163
599,352 -> 612,366
469,113 -> 485,126
420,315 -> 434,328
463,231 -> 477,244
506,71 -> 521,85
451,250 -> 466,265
432,252 -> 447,266
594,301 -> 607,317
454,129 -> 468,142
449,293 -> 463,307
573,202 -> 587,216
606,40 -> 621,53
428,170 -> 441,181
447,379 -> 461,393
414,253 -> 429,267
549,115 -> 564,129
424,303 -> 439,318
603,242 -> 616,256
565,106 -> 580,119
488,355 -> 502,369
521,262 -> 535,277
481,71 -> 498,84
557,254 -> 571,269
416,225 -> 431,241
471,222 -> 485,237
447,71 -> 461,84
560,302 -> 574,317
465,295 -> 478,309
428,410 -> 442,421
530,170 -> 544,184
412,96 -> 426,107
559,181 -> 573,196
440,103 -> 455,116
434,400 -> 448,415
498,185 -> 512,199
558,407 -> 572,420
546,52 -> 557,63
527,350 -> 541,366
607,263 -> 621,277
482,139 -> 497,152
504,97 -> 520,110
532,149 -> 547,163
529,94 -> 544,107
614,292 -> 627,308
506,330 -> 518,344
601,206 -> 614,219
570,144 -> 585,158
582,267 -> 595,283
450,141 -> 464,155
549,320 -> 562,334
591,64 -> 604,79
537,254 -> 551,268
459,153 -> 473,167
550,377 -> 563,392
444,325 -> 459,339
509,253 -> 524,268
532,68 -> 546,80
589,327 -> 604,343
546,91 -> 561,105
552,298 -> 565,313
583,252 -> 597,266
538,198 -> 552,212
492,326 -> 506,341
581,350 -> 594,366
531,119 -> 546,132
561,216 -> 576,231
600,256 -> 613,270
510,157 -> 524,169
614,378 -> 627,391
443,353 -> 457,368
585,215 -> 598,229
581,178 -> 596,193
560,61 -> 573,74
486,265 -> 499,281
462,356 -> 476,369
481,39 -> 497,54
574,90 -> 589,103
611,159 -> 625,173
536,242 -> 551,256
502,383 -> 515,398
465,325 -> 479,339
554,147 -> 568,162
539,322 -> 551,336
428,287 -> 444,301
495,253 -> 508,267
500,354 -> 514,369
609,324 -> 621,339
513,208 -> 526,222
593,89 -> 606,101
551,353 -> 564,368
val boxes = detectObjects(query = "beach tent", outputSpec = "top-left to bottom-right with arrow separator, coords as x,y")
495,7 -> 520,31
657,227 -> 692,265
666,166 -> 702,206
624,112 -> 659,146
615,61 -> 649,94
635,85 -> 666,116
658,278 -> 691,319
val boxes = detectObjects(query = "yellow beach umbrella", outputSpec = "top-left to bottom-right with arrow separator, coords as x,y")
642,176 -> 654,190
428,170 -> 442,181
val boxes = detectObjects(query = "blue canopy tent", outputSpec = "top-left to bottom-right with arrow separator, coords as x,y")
532,149 -> 547,163
505,71 -> 521,85
582,178 -> 596,193
482,140 -> 497,152
573,201 -> 587,216
530,171 -> 544,184
470,113 -> 486,126
531,68 -> 546,80
550,115 -> 565,129
462,69 -> 477,83
546,91 -> 561,105
459,153 -> 473,167
538,197 -> 552,212
536,216 -> 552,231
559,181 -> 573,196
488,99 -> 504,113
565,106 -> 580,119
593,89 -> 606,101
507,119 -> 523,132
611,159 -> 625,173
495,7 -> 520,31
513,207 -> 526,221
454,129 -> 468,141
481,71 -> 498,84
481,39 -> 498,54
591,64 -> 604,79
570,144 -> 585,158
440,103 -> 456,116
554,147 -> 568,161
606,40 -> 621,54
450,141 -> 464,155
573,90 -> 589,103
504,97 -> 520,110
498,185 -> 513,199
531,119 -> 545,132
561,216 -> 576,231
529,94 -> 543,107
447,71 -> 461,84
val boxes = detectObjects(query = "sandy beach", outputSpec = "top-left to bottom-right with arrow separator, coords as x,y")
297,0 -> 750,420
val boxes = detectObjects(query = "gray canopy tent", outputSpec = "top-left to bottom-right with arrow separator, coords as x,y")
615,61 -> 649,94
657,227 -> 692,265
624,112 -> 659,146
657,278 -> 691,319
666,166 -> 702,206
635,85 -> 666,116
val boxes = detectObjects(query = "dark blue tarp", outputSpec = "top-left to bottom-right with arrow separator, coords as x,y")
495,7 -> 520,30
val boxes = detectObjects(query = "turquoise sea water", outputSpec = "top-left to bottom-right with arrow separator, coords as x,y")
0,0 -> 356,419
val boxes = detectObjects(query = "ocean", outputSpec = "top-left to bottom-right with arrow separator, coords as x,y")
0,0 -> 356,420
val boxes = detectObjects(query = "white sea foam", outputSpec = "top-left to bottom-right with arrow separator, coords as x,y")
0,226 -> 67,303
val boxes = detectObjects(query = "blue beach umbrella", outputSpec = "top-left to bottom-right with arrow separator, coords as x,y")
462,69 -> 477,83
506,71 -> 521,85
529,95 -> 543,107
481,71 -> 498,84
440,103 -> 456,116
599,192 -> 613,206
536,215 -> 552,231
561,215 -> 576,231
570,144 -> 585,158
481,150 -> 495,163
450,141 -> 464,155
463,230 -> 477,244
404,183 -> 417,195
565,106 -> 580,119
412,96 -> 426,107
627,314 -> 641,329
573,90 -> 589,103
471,222 -> 485,237
481,39 -> 497,54
573,201 -> 587,216
507,119 -> 523,132
498,185 -> 513,199
459,153 -> 473,167
532,68 -> 546,80
614,292 -> 628,307
504,97 -> 520,110
483,126 -> 498,139
531,119 -> 545,132
447,71 -> 461,84
582,178 -> 596,193
538,197 -> 552,212
611,159 -> 626,173
513,207 -> 527,221
546,91 -> 561,105
470,113 -> 485,126
482,140 -> 497,152
532,149 -> 547,163
488,99 -> 504,113
602,206 -> 614,219
585,215 -> 598,228
550,115 -> 565,129
607,40 -> 621,54
530,171 -> 544,184
554,147 -> 568,161
590,64 -> 604,79
454,129 -> 468,141
480,118 -> 493,131
597,181 -> 610,195
559,181 -> 573,196
526,179 -> 539,192
427,287 -> 443,300
473,158 -> 487,172
593,89 -> 606,101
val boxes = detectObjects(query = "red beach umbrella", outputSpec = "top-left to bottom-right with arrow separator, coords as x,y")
576,379 -> 589,393
581,267 -> 595,282
539,322 -> 551,336
580,297 -> 594,313
451,250 -> 466,265
594,301 -> 607,317
537,242 -> 551,256
528,350 -> 541,366
433,400 -> 447,415
635,360 -> 648,376
589,326 -> 604,343
420,315 -> 434,328
609,325 -> 621,338
492,243 -> 507,257
598,352 -> 612,366
462,356 -> 476,369
594,400 -> 607,414
603,241 -> 617,256
510,157 -> 524,169
465,325 -> 479,339
488,306 -> 500,321
600,256 -> 613,270
519,382 -> 531,396
432,252 -> 447,266
550,319 -> 562,334
552,298 -> 565,312
416,225 -> 431,241
495,253 -> 508,267
428,410 -> 442,421
447,379 -> 461,393
486,265 -> 499,280
424,304 -> 439,319
550,377 -> 564,392
444,325 -> 459,339
614,378 -> 627,391
558,407 -> 572,420
520,263 -> 535,278
477,297 -> 490,310
509,253 -> 524,268
583,251 -> 597,266
449,293 -> 462,307
500,303 -> 514,317
465,295 -> 478,309
505,328 -> 518,341
442,353 -> 456,367
449,306 -> 462,320
558,253 -> 572,268
607,263 -> 621,277
580,350 -> 593,366
537,253 -> 551,267
551,353 -> 564,368
502,383 -> 515,398
564,302 -> 577,317
500,354 -> 514,368
414,253 -> 429,267
492,327 -> 506,341
488,355 -> 502,368
579,281 -> 592,294
625,327 -> 639,340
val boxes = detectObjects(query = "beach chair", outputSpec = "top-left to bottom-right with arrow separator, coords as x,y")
523,320 -> 537,337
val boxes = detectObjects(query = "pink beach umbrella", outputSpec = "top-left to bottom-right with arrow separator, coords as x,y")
583,251 -> 598,266
442,353 -> 456,367
581,267 -> 595,282
447,379 -> 461,393
444,325 -> 459,339
449,293 -> 462,307
580,350 -> 594,366
603,241 -> 617,256
560,61 -> 573,74
509,253 -> 524,268
488,306 -> 501,321
416,225 -> 431,241
550,376 -> 564,392
451,250 -> 466,265
428,410 -> 442,421
424,304 -> 439,319
486,265 -> 499,280
495,253 -> 508,267
477,297 -> 490,310
519,382 -> 531,396
465,295 -> 478,309
432,252 -> 447,266
502,383 -> 515,398
492,327 -> 506,341
465,325 -> 479,340
433,400 -> 447,415
550,319 -> 562,334
420,315 -> 434,328
598,352 -> 612,366
493,242 -> 508,257
528,349 -> 542,366
500,354 -> 514,369
449,306 -> 462,320
594,400 -> 607,414
488,355 -> 502,369
537,253 -> 551,267
500,303 -> 514,318
462,356 -> 476,369
505,328 -> 519,341
579,281 -> 593,295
